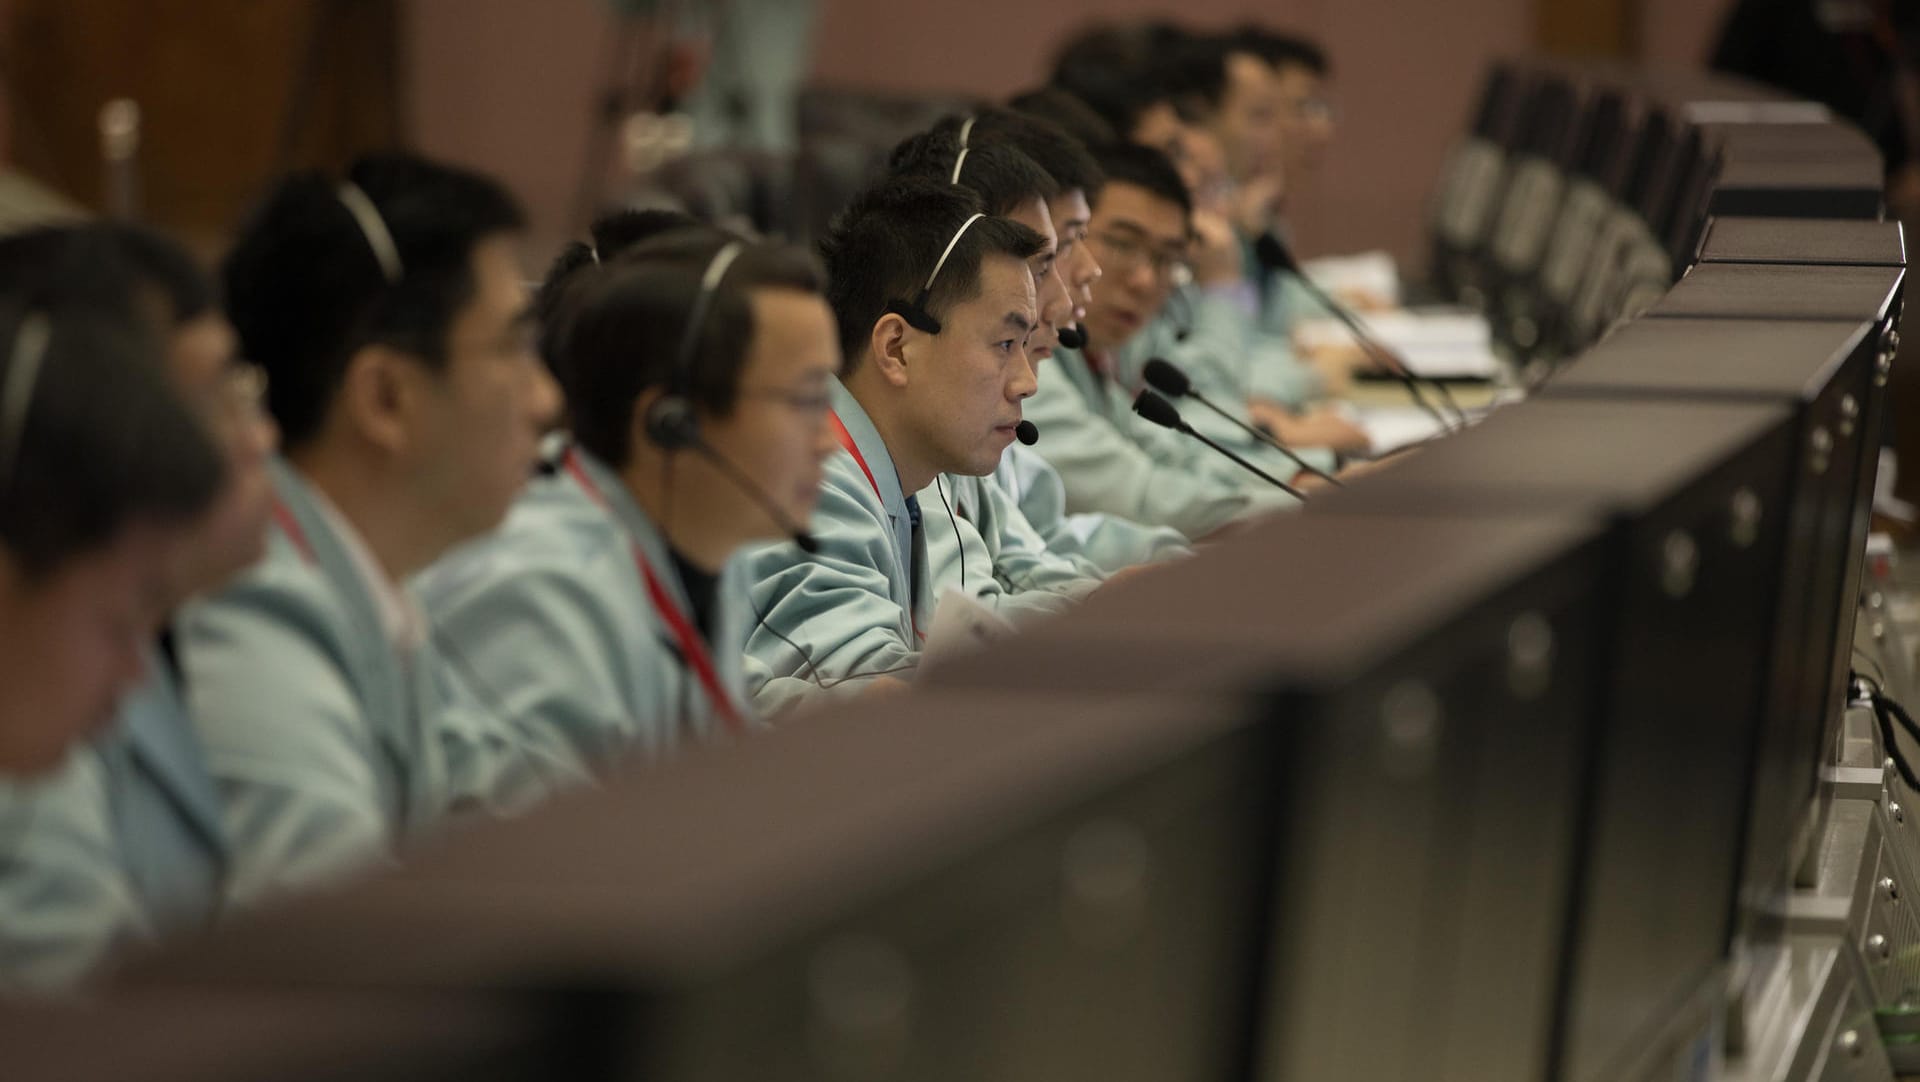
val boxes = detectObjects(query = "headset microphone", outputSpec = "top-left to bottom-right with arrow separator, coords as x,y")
1255,232 -> 1464,430
1131,390 -> 1307,500
644,241 -> 818,554
1141,357 -> 1338,485
688,437 -> 820,554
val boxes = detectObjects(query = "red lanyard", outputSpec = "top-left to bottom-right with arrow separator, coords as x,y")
829,411 -> 880,501
564,452 -> 745,735
272,499 -> 316,564
829,411 -> 925,642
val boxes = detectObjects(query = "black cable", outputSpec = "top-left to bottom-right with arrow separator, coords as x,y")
1853,645 -> 1891,695
743,577 -> 922,692
1853,669 -> 1920,792
936,475 -> 965,595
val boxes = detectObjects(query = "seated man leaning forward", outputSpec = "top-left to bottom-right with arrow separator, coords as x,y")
744,177 -> 1044,712
418,228 -> 839,777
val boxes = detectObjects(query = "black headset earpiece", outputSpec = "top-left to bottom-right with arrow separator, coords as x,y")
643,394 -> 701,450
645,240 -> 745,452
879,211 -> 985,344
884,297 -> 943,335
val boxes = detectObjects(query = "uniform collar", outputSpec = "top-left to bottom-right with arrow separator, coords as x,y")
831,383 -> 910,524
272,459 -> 424,653
310,486 -> 423,652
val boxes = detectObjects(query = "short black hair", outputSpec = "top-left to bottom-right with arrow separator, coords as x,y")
535,208 -> 702,370
1230,26 -> 1330,77
0,301 -> 224,580
1092,143 -> 1194,218
820,177 -> 1045,371
887,128 -> 1059,216
1154,34 -> 1234,114
921,108 -> 1105,197
0,223 -> 214,330
557,228 -> 826,468
1007,86 -> 1119,151
1050,23 -> 1178,138
222,151 -> 526,451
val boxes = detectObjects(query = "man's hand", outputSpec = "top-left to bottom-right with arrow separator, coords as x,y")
1231,173 -> 1286,237
1190,208 -> 1244,287
1247,401 -> 1371,455
858,674 -> 913,700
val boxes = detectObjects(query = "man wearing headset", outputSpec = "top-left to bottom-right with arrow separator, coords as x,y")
1021,143 -> 1307,540
886,127 -> 1111,616
417,228 -> 840,779
904,108 -> 1191,576
183,152 -> 563,906
743,178 -> 1044,713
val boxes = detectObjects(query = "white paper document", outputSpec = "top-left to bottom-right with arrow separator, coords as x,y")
1302,250 -> 1402,307
1293,309 -> 1503,381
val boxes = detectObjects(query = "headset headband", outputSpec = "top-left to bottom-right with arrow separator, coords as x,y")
337,182 -> 403,284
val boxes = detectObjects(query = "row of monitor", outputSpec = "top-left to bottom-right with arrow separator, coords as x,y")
6,86 -> 1910,1082
1430,61 -> 1886,369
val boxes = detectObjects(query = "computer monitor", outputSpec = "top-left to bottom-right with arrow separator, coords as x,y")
1310,397 -> 1799,1082
1702,122 -> 1885,219
1647,261 -> 1906,874
926,510 -> 1611,1081
125,690 -> 1280,1082
1694,217 -> 1907,268
1539,317 -> 1882,1012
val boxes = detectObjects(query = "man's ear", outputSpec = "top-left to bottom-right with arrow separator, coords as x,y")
869,312 -> 913,390
335,343 -> 421,456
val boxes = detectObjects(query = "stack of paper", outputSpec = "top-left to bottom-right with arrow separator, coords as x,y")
1294,309 -> 1503,381
1301,250 -> 1402,308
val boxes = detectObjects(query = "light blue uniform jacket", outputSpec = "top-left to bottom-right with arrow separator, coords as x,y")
921,467 -> 1101,622
0,647 -> 225,992
415,447 -> 756,784
993,445 -> 1188,573
1019,345 -> 1302,539
178,460 -> 527,908
741,383 -> 1059,713
1117,282 -> 1332,457
743,387 -> 931,714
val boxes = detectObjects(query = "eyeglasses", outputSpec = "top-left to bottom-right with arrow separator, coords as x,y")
1088,229 -> 1191,285
191,362 -> 268,432
1287,96 -> 1337,124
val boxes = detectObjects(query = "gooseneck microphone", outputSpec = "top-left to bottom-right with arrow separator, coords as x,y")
689,439 -> 820,554
1141,358 -> 1341,486
1056,323 -> 1086,350
1132,390 -> 1308,500
1015,420 -> 1040,446
1254,233 -> 1467,431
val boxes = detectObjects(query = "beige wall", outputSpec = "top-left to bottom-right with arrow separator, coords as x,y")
407,0 -> 1731,266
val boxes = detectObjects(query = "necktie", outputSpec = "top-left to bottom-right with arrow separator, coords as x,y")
904,494 -> 928,632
